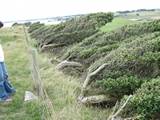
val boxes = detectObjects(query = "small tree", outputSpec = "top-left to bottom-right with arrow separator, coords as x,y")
136,13 -> 140,16
0,21 -> 3,28
24,22 -> 32,27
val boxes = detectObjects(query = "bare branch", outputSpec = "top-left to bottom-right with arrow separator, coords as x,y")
82,63 -> 108,89
41,43 -> 65,51
78,94 -> 112,104
56,60 -> 83,70
124,115 -> 141,120
107,95 -> 132,120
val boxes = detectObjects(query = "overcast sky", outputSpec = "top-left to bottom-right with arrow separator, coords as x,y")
1,0 -> 160,22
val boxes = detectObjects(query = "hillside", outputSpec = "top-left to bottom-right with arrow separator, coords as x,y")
0,26 -> 112,120
29,12 -> 160,119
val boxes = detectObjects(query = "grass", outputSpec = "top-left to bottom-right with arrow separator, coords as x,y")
37,51 -> 111,120
100,17 -> 138,32
0,27 -> 42,120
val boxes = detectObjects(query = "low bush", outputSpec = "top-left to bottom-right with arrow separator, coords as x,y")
97,75 -> 144,98
28,22 -> 44,33
29,14 -> 160,119
64,20 -> 160,67
121,78 -> 160,119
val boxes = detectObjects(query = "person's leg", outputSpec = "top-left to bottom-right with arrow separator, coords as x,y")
0,62 -> 8,100
1,62 -> 15,95
1,62 -> 8,80
0,62 -> 5,82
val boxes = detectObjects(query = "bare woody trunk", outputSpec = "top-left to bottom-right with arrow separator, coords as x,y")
81,63 -> 108,96
56,60 -> 83,70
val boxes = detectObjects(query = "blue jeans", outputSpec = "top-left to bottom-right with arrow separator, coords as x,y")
0,62 -> 15,100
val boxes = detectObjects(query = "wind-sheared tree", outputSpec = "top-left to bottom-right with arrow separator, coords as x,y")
29,12 -> 160,119
28,12 -> 114,52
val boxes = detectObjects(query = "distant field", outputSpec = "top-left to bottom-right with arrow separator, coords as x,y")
100,10 -> 160,33
100,17 -> 138,32
120,10 -> 160,20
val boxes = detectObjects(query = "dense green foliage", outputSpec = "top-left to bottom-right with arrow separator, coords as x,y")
64,20 -> 160,67
92,20 -> 159,119
29,13 -> 160,119
28,12 -> 114,49
97,75 -> 144,98
121,78 -> 160,119
28,22 -> 45,33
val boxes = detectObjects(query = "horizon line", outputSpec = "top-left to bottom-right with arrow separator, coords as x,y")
3,8 -> 160,23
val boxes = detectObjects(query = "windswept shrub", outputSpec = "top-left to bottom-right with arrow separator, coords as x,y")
29,14 -> 160,119
97,75 -> 143,98
24,22 -> 32,27
12,22 -> 21,27
28,22 -> 44,33
80,30 -> 160,107
29,12 -> 114,51
64,20 -> 160,66
121,78 -> 160,120
89,33 -> 160,78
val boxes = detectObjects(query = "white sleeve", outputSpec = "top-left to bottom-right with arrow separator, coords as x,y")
0,44 -> 4,62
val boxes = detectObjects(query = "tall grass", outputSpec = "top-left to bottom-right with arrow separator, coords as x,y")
37,52 -> 111,120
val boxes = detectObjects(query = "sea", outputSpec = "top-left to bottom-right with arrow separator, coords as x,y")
3,19 -> 61,27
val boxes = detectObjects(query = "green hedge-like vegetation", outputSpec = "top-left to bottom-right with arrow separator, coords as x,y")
64,20 -> 160,66
97,75 -> 144,99
121,78 -> 160,119
28,12 -> 114,49
64,19 -> 160,118
29,13 -> 160,119
28,22 -> 45,33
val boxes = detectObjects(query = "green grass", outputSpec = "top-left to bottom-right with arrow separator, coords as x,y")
100,17 -> 137,32
0,27 -> 42,120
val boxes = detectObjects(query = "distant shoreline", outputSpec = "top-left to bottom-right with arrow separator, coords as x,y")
3,8 -> 160,27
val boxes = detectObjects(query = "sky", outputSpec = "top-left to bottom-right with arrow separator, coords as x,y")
1,0 -> 160,22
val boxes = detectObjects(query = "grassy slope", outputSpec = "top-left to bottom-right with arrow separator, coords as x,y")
36,16 -> 141,119
0,27 -> 111,120
1,16 -> 156,119
0,27 -> 41,120
100,17 -> 137,32
28,12 -> 160,119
